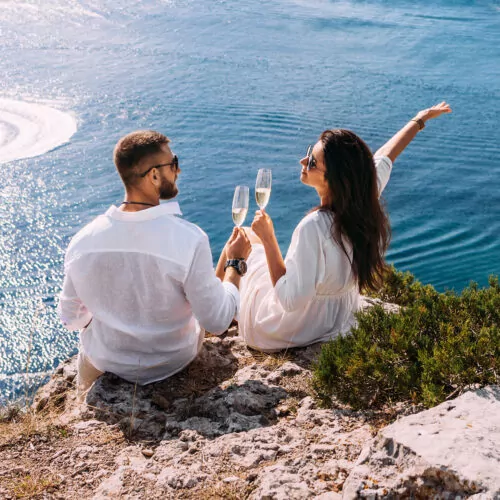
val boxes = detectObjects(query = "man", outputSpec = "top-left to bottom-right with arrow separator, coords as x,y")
58,130 -> 251,395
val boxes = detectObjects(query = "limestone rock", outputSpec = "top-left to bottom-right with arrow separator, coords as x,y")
24,323 -> 497,499
250,465 -> 314,499
343,386 -> 500,499
78,335 -> 375,497
359,295 -> 400,314
32,356 -> 78,411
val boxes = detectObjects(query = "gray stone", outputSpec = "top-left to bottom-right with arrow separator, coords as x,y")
251,465 -> 314,499
343,386 -> 500,499
31,329 -> 497,498
266,362 -> 304,383
359,296 -> 400,314
72,419 -> 106,433
32,356 -> 78,412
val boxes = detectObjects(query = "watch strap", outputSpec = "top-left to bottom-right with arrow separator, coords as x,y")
411,118 -> 425,131
224,259 -> 243,274
224,259 -> 245,276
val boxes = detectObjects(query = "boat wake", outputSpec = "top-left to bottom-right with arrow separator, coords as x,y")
0,98 -> 77,165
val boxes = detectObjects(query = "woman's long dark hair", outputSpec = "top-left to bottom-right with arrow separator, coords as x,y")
317,129 -> 391,292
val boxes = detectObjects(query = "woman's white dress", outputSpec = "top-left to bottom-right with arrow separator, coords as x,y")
239,156 -> 393,352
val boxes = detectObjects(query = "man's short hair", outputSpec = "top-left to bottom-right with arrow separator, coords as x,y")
113,130 -> 170,186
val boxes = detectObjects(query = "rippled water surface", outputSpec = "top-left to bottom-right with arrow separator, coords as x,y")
1,0 -> 499,401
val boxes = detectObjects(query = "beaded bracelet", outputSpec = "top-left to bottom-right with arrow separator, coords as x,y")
411,118 -> 425,130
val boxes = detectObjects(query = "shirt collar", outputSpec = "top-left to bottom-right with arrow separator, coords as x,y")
105,200 -> 182,222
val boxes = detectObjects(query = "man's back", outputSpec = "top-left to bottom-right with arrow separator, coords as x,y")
58,130 -> 251,394
59,201 -> 238,384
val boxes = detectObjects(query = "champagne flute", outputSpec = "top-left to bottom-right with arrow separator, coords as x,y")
232,185 -> 249,227
255,168 -> 272,210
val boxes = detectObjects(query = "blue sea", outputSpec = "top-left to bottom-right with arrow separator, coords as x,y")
0,0 -> 499,402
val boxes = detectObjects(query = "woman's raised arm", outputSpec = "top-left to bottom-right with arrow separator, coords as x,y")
375,102 -> 452,163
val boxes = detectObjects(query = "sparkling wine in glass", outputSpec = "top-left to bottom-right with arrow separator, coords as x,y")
255,168 -> 272,210
232,185 -> 249,227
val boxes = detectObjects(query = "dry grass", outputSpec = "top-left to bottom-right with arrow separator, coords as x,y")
0,390 -> 127,500
0,371 -> 77,445
0,405 -> 40,442
249,349 -> 293,371
195,481 -> 253,500
0,404 -> 22,423
0,406 -> 71,446
0,409 -> 39,443
7,472 -> 62,499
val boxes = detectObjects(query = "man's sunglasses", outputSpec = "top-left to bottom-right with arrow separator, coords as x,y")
140,155 -> 179,178
306,145 -> 317,171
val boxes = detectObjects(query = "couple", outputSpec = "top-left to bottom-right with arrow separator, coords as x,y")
58,102 -> 451,395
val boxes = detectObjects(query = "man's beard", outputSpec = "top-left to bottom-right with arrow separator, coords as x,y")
159,177 -> 178,200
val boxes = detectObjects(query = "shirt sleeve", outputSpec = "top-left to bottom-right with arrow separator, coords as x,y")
374,155 -> 393,197
274,219 -> 322,313
57,270 -> 93,331
183,234 -> 239,335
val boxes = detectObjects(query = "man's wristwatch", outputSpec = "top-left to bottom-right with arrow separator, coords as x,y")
224,258 -> 248,276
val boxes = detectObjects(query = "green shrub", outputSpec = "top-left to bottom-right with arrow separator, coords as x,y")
314,269 -> 500,409
366,265 -> 439,306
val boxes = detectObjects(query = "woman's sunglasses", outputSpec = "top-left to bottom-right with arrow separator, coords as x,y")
306,145 -> 317,171
140,155 -> 179,178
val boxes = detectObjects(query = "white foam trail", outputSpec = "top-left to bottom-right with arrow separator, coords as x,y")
0,98 -> 77,165
0,1 -> 103,25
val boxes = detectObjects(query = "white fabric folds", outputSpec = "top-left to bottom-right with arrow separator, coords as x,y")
58,201 -> 239,385
238,156 -> 393,351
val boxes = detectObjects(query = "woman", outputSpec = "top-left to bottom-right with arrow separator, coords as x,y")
220,102 -> 451,352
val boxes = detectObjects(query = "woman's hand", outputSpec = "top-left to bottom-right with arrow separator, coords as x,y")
251,210 -> 276,245
416,101 -> 452,123
252,211 -> 286,286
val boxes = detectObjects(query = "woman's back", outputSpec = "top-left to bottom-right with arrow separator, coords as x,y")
239,210 -> 360,352
305,210 -> 356,296
238,155 -> 393,352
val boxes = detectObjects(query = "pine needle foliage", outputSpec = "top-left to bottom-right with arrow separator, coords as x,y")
313,268 -> 500,409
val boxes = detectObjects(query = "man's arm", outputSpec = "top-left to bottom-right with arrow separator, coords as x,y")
184,229 -> 251,334
57,271 -> 93,331
375,102 -> 452,163
215,226 -> 253,282
215,245 -> 227,282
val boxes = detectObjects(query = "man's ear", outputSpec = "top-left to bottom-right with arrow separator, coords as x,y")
149,167 -> 158,183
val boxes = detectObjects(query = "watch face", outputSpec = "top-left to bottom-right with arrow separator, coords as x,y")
238,260 -> 248,275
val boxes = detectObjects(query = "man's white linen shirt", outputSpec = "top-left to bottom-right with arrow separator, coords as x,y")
58,201 -> 239,385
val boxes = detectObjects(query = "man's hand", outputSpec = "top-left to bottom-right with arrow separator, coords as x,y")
226,227 -> 252,260
416,101 -> 452,123
251,210 -> 275,245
